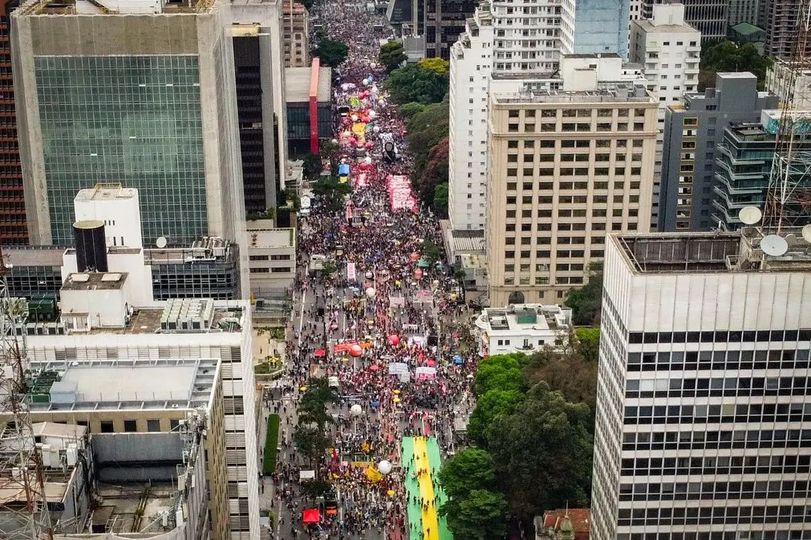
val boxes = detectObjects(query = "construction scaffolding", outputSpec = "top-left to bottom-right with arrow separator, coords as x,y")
0,245 -> 53,540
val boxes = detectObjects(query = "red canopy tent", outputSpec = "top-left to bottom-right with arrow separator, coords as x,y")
302,508 -> 320,524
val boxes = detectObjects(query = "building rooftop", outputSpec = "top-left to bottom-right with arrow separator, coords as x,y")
449,229 -> 486,253
247,228 -> 296,249
18,0 -> 213,16
75,184 -> 136,203
493,84 -> 652,105
731,22 -> 764,36
615,228 -> 811,274
61,272 -> 127,291
476,304 -> 571,334
285,66 -> 332,102
28,357 -> 218,411
633,18 -> 698,33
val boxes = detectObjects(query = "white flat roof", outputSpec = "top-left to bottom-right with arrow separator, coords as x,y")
60,364 -> 196,403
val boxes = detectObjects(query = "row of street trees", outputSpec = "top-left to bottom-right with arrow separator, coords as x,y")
381,57 -> 451,216
439,331 -> 600,538
293,377 -> 338,498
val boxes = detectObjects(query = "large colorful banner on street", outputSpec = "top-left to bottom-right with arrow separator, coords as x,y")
386,174 -> 417,212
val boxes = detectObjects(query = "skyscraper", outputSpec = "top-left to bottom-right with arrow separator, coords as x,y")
638,0 -> 728,42
592,229 -> 811,538
571,0 -> 630,59
12,0 -> 246,248
0,0 -> 27,245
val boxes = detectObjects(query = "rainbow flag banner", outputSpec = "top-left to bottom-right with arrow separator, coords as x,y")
401,436 -> 452,540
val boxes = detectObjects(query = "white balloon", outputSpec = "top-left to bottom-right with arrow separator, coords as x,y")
364,156 -> 373,164
365,271 -> 373,279
331,138 -> 338,144
370,62 -> 377,69
365,287 -> 376,298
368,110 -> 377,119
351,114 -> 359,122
373,126 -> 381,133
350,404 -> 363,416
362,79 -> 370,86
378,460 -> 393,475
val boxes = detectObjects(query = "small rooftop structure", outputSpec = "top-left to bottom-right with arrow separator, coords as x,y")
616,227 -> 811,274
247,228 -> 296,249
536,508 -> 591,539
61,272 -> 127,291
475,304 -> 572,355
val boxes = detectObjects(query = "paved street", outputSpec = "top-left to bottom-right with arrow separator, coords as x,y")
254,1 -> 478,538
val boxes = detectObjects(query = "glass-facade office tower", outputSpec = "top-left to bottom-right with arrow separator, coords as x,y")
12,0 -> 245,249
592,230 -> 811,539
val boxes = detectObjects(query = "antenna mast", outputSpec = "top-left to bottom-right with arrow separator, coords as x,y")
764,0 -> 811,231
0,246 -> 53,540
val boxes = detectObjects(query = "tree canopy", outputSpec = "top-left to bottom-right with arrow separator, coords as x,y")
439,449 -> 508,539
378,40 -> 407,72
312,38 -> 349,67
699,40 -> 772,90
488,382 -> 593,521
564,264 -> 603,325
432,182 -> 449,217
466,388 -> 524,445
474,353 -> 526,397
385,63 -> 449,104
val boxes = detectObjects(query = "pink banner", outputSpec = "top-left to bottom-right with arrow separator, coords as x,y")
386,175 -> 417,212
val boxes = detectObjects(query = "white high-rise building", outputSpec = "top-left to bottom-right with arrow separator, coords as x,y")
448,0 -> 570,237
592,229 -> 811,538
448,5 -> 495,232
630,3 -> 700,226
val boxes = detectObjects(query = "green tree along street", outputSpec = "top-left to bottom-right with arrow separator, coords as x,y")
699,40 -> 772,90
488,382 -> 593,521
378,40 -> 407,72
293,378 -> 338,478
312,176 -> 352,211
398,102 -> 426,121
441,348 -> 600,534
405,100 -> 449,212
432,182 -> 449,217
564,263 -> 603,325
385,60 -> 449,105
439,449 -> 508,540
302,153 -> 323,180
312,37 -> 349,67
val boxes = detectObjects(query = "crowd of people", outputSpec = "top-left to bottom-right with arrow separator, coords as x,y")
270,0 -> 480,537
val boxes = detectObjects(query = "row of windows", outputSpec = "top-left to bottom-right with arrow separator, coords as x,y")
619,479 -> 811,501
622,453 -> 811,477
626,374 -> 811,397
625,399 -> 811,423
628,329 -> 811,344
619,505 -> 811,531
628,347 -> 810,371
507,107 -> 648,119
622,427 -> 811,450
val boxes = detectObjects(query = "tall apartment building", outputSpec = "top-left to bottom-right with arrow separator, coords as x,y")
0,0 -> 26,245
591,229 -> 811,539
659,72 -> 778,231
486,55 -> 657,306
448,4 -> 494,233
630,3 -> 700,227
12,0 -> 246,248
283,2 -> 310,68
424,0 -> 477,60
638,0 -> 728,42
764,0 -> 810,60
711,117 -> 811,230
232,0 -> 290,215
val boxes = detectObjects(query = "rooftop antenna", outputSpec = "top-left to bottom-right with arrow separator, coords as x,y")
763,0 -> 811,231
0,246 -> 53,540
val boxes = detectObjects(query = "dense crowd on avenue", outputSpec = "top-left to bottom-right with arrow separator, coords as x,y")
267,0 -> 478,538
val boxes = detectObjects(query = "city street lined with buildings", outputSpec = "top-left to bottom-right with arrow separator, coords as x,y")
255,0 -> 477,537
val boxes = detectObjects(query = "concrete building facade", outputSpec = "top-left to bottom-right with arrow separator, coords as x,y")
232,0 -> 290,196
12,0 -> 246,249
630,3 -> 700,227
570,0 -> 630,59
283,2 -> 310,67
766,57 -> 811,110
473,303 -> 572,356
591,230 -> 811,539
486,55 -> 657,306
637,0 -> 728,42
764,0 -> 811,60
659,72 -> 778,231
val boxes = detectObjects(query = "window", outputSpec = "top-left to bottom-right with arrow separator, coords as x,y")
100,421 -> 114,433
147,419 -> 161,432
124,420 -> 137,432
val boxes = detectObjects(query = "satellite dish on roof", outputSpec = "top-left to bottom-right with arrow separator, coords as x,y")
156,236 -> 168,248
761,234 -> 788,257
738,206 -> 762,225
802,224 -> 811,243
